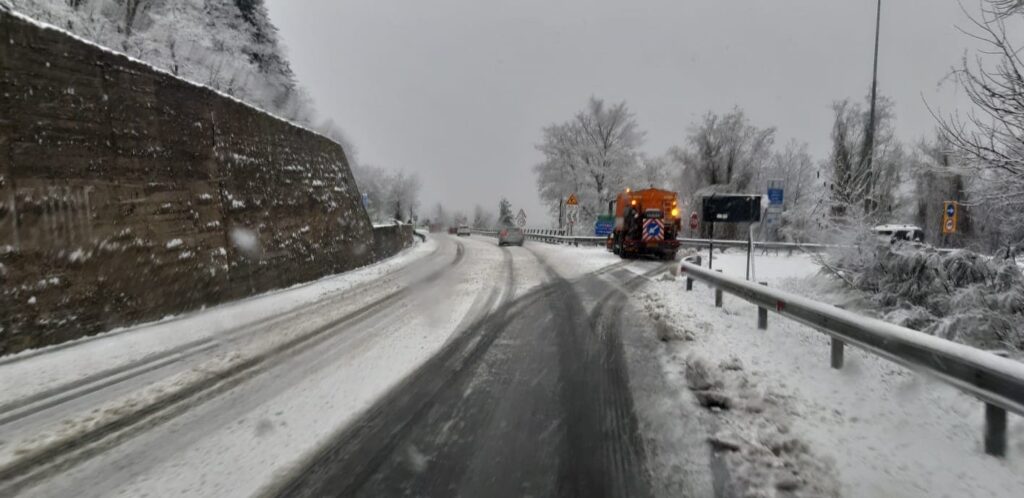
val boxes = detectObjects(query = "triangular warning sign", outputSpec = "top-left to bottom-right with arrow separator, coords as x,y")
566,194 -> 578,205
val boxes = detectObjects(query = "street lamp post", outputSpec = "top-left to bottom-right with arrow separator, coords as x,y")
863,0 -> 882,213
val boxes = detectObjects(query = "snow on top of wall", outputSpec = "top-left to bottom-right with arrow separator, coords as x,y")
0,4 -> 342,151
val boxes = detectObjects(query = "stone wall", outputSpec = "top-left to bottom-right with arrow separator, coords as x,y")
372,225 -> 415,261
0,9 -> 407,354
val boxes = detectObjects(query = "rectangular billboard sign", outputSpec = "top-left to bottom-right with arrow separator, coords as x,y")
702,195 -> 762,223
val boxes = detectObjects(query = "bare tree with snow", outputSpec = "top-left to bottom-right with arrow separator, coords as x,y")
753,140 -> 825,241
6,0 -> 315,124
472,205 -> 494,229
534,98 -> 645,225
667,108 -> 774,238
350,164 -> 421,223
935,2 -> 1024,253
826,95 -> 906,224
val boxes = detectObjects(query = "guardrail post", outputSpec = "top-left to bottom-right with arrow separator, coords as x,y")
985,403 -> 1007,457
757,281 -> 768,330
714,269 -> 723,307
830,338 -> 844,369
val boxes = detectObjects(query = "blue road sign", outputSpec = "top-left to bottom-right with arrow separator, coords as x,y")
767,188 -> 784,205
595,215 -> 614,237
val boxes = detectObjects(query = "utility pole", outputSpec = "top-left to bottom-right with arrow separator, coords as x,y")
863,0 -> 882,214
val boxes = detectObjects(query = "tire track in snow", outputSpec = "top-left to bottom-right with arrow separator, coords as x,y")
0,240 -> 468,494
275,249 -> 664,497
0,241 -> 455,430
0,241 -> 456,426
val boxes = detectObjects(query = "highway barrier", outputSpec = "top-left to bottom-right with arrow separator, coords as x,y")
679,258 -> 1024,457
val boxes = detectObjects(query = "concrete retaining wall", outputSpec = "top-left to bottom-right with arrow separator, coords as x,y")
372,225 -> 416,262
0,9 -> 409,355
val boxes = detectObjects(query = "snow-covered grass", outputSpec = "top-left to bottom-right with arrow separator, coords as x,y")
642,250 -> 1024,497
696,247 -> 822,285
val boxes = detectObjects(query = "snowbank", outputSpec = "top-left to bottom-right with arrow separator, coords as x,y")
641,251 -> 1024,497
683,354 -> 841,497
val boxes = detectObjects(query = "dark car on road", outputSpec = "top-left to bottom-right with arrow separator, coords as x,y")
498,227 -> 525,246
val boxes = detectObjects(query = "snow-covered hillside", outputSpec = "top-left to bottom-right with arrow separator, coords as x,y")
3,0 -> 311,122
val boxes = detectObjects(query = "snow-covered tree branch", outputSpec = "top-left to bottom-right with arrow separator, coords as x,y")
533,97 -> 645,225
936,3 -> 1024,251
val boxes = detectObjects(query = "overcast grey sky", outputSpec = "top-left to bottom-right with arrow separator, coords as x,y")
265,0 -> 980,224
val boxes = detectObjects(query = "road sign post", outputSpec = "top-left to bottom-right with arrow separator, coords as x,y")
702,194 -> 763,272
565,194 -> 579,237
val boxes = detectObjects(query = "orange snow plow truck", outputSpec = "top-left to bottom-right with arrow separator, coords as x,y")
606,188 -> 681,260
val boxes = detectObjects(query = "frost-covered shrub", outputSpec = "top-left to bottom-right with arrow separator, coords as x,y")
828,244 -> 1024,352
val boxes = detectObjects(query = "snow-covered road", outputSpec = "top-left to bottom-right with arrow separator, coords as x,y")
276,248 -> 683,497
3,240 -> 1022,497
0,235 -> 550,497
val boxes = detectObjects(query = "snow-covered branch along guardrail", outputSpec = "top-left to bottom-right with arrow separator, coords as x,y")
678,259 -> 1024,457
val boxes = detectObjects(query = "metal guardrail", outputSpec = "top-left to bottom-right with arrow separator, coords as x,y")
524,234 -> 605,246
677,238 -> 837,253
474,229 -> 947,256
470,229 -> 604,246
678,258 -> 1024,457
523,228 -> 567,237
516,234 -> 837,252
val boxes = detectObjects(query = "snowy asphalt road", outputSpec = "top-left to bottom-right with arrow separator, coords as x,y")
277,257 -> 668,498
0,235 -> 678,497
